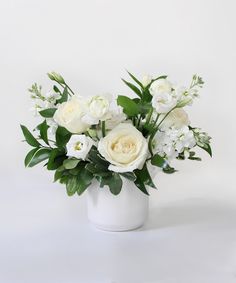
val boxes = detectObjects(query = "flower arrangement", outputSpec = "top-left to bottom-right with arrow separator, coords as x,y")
21,71 -> 212,196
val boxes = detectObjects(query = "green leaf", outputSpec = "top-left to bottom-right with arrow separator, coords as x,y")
198,143 -> 212,157
24,148 -> 39,167
127,71 -> 143,88
134,170 -> 149,195
85,163 -> 110,177
56,126 -> 72,148
21,125 -> 41,147
162,165 -> 177,174
27,148 -> 51,167
100,173 -> 123,195
135,164 -> 156,190
76,167 -> 94,195
63,158 -> 80,169
120,172 -> 137,182
37,120 -> 49,145
53,85 -> 61,93
146,75 -> 168,89
151,154 -> 167,168
57,87 -> 68,104
39,108 -> 57,118
47,148 -> 66,170
54,169 -> 64,182
117,95 -> 140,116
122,79 -> 142,97
66,176 -> 78,196
87,146 -> 109,169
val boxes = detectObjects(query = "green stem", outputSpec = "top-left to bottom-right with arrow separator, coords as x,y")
148,107 -> 176,156
65,83 -> 75,95
101,121 -> 106,137
145,108 -> 153,125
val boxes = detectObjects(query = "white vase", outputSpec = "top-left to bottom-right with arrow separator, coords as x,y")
87,178 -> 149,231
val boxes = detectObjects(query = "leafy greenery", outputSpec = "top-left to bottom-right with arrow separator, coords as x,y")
56,126 -> 72,148
117,95 -> 140,116
39,108 -> 57,118
21,70 -> 212,198
21,125 -> 41,147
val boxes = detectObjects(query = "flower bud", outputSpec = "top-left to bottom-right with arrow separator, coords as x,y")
47,72 -> 65,84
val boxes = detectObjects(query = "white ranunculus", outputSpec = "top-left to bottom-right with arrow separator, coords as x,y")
105,105 -> 126,130
82,94 -> 112,125
98,123 -> 148,173
160,108 -> 190,129
149,79 -> 172,95
53,96 -> 89,134
152,92 -> 177,113
66,135 -> 95,160
142,75 -> 152,87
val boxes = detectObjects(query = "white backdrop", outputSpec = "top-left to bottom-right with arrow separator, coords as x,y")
0,1 -> 236,283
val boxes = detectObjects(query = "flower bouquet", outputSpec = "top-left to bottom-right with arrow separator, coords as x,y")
21,71 -> 212,231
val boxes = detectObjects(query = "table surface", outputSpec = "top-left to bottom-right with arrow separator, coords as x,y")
1,163 -> 236,283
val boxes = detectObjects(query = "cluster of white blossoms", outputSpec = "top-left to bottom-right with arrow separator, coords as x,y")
148,76 -> 201,114
154,126 -> 196,159
26,72 -> 209,176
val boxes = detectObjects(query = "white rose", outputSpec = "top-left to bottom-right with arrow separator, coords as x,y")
152,92 -> 177,113
53,96 -> 89,133
149,79 -> 172,95
161,108 -> 190,129
98,123 -> 148,173
82,94 -> 111,125
66,135 -> 95,160
142,75 -> 152,87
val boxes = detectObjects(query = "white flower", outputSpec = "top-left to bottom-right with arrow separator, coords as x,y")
153,126 -> 196,160
53,96 -> 89,134
82,94 -> 112,125
105,105 -> 126,130
66,135 -> 95,160
152,92 -> 177,113
45,90 -> 61,102
150,79 -> 172,95
142,75 -> 152,87
160,108 -> 190,129
98,123 -> 148,173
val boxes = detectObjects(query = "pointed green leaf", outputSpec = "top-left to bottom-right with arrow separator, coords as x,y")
27,148 -> 51,167
37,120 -> 49,145
127,71 -> 143,88
63,158 -> 80,169
56,126 -> 72,148
24,148 -> 39,167
122,79 -> 142,97
117,95 -> 140,116
39,108 -> 57,118
21,125 -> 41,147
151,154 -> 167,168
198,143 -> 212,157
57,87 -> 68,104
47,148 -> 66,170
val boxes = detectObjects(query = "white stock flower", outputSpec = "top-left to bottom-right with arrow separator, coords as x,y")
150,79 -> 172,95
82,94 -> 112,125
66,135 -> 95,160
154,126 -> 196,160
142,75 -> 152,87
98,123 -> 148,173
152,92 -> 177,113
53,96 -> 89,134
160,108 -> 190,129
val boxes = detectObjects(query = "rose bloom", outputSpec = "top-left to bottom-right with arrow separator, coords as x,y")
98,123 -> 148,173
53,96 -> 89,134
161,108 -> 190,129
